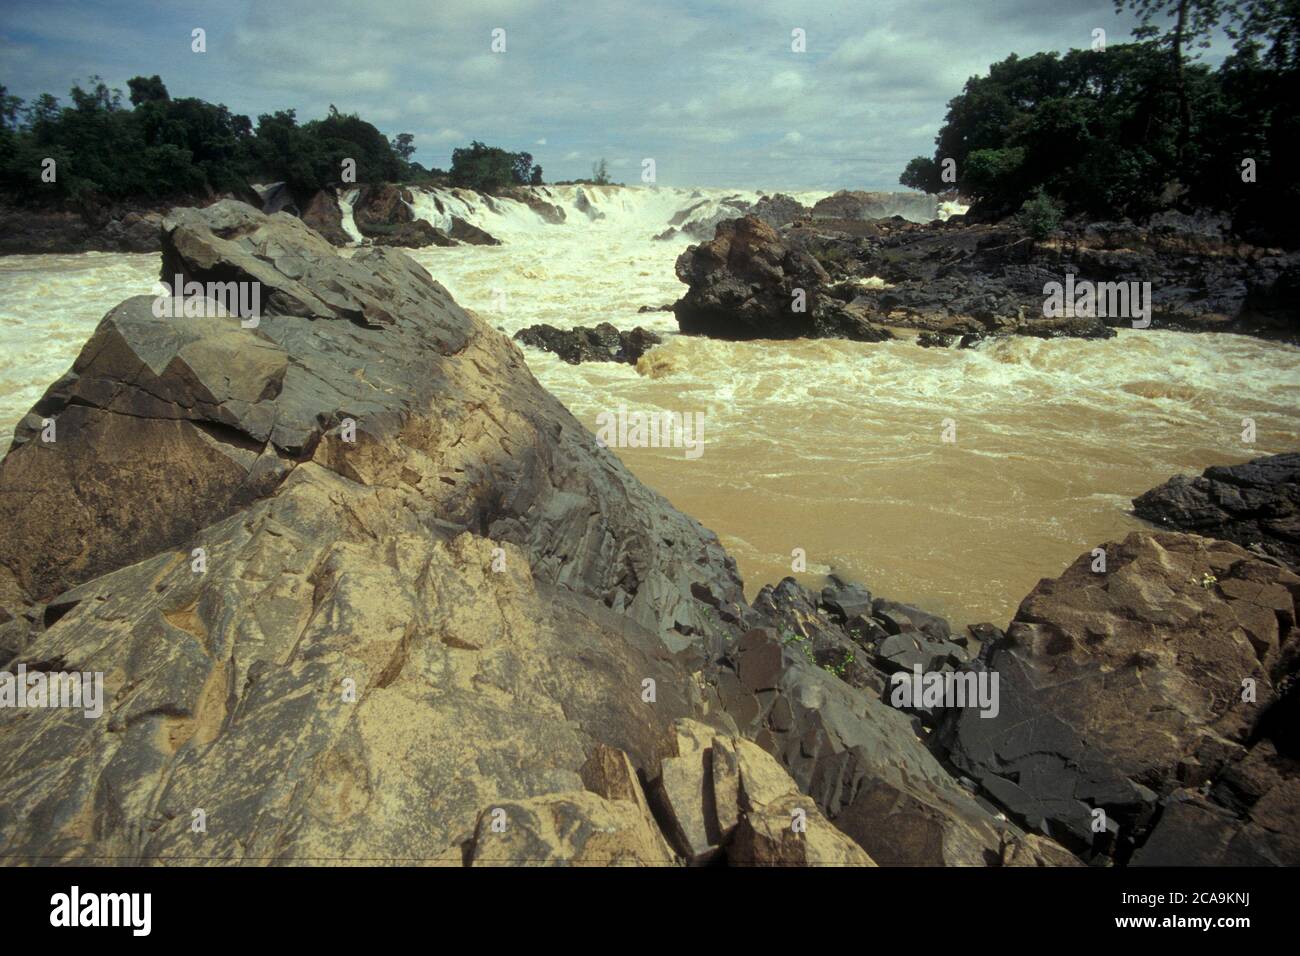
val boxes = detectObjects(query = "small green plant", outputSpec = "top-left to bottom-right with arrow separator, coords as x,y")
821,650 -> 855,679
1015,188 -> 1064,239
780,629 -> 816,665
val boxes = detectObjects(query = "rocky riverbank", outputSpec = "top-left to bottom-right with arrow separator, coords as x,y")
671,209 -> 1300,345
0,201 -> 1295,866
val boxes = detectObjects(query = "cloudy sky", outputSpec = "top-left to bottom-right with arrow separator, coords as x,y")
1,0 -> 1204,189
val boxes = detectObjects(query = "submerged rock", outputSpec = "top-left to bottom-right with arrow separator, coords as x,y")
513,323 -> 662,365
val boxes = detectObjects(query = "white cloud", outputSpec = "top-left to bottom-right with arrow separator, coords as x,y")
2,0 -> 1168,188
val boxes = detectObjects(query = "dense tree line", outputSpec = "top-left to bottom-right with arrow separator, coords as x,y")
448,140 -> 542,191
0,75 -> 542,205
901,0 -> 1299,243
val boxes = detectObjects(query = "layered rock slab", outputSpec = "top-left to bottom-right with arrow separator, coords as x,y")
938,531 -> 1300,862
0,201 -> 744,647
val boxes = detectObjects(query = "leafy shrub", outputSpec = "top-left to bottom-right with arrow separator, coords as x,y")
1015,189 -> 1064,239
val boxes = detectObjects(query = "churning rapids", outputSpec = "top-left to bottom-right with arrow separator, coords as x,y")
1,184 -> 1297,627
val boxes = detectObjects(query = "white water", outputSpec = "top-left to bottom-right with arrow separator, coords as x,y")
1,185 -> 1296,626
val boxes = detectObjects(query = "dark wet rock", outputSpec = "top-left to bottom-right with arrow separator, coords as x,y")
351,183 -> 413,233
872,599 -> 951,642
369,219 -> 450,247
789,207 -> 1300,343
795,213 -> 1300,344
917,331 -> 955,348
300,189 -> 352,246
513,323 -> 662,365
672,216 -> 892,342
1133,453 -> 1300,570
819,577 -> 873,622
449,216 -> 501,245
500,186 -> 565,224
935,531 -> 1300,863
0,203 -> 163,254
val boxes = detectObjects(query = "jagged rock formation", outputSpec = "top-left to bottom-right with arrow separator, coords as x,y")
348,184 -> 502,248
448,216 -> 501,245
2,199 -> 1293,867
937,531 -> 1300,864
456,722 -> 873,865
750,193 -> 811,229
513,323 -> 662,365
0,200 -> 753,863
673,216 -> 891,342
1133,453 -> 1300,570
811,190 -> 940,223
671,214 -> 1120,342
795,214 -> 1298,343
300,190 -> 352,246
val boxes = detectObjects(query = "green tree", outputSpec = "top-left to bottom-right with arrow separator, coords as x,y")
127,75 -> 169,107
392,132 -> 416,163
449,140 -> 532,192
1114,0 -> 1230,162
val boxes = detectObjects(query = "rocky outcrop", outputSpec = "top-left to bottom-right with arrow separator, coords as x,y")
0,203 -> 159,255
1133,453 -> 1300,570
300,190 -> 352,246
645,719 -> 875,865
0,200 -> 743,638
812,190 -> 940,224
499,186 -> 566,225
452,720 -> 875,865
704,627 -> 1023,865
673,216 -> 891,342
937,531 -> 1300,863
0,200 -> 758,863
750,193 -> 811,229
671,196 -> 754,240
672,213 -> 1130,342
449,216 -> 501,246
791,213 -> 1299,343
350,183 -> 413,232
513,323 -> 662,365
